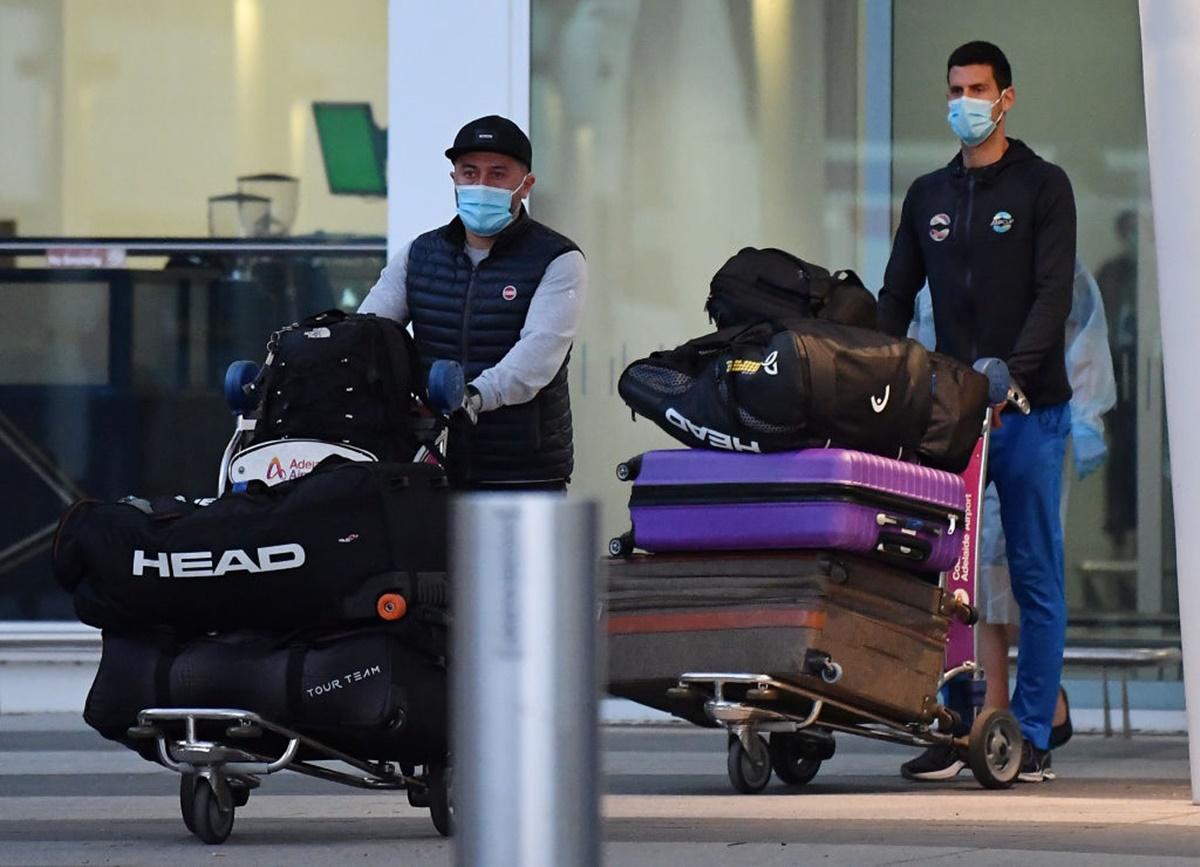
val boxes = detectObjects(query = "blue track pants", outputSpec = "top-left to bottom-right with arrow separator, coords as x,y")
987,401 -> 1071,751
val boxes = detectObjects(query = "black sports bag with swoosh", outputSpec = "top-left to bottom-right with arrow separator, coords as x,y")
618,319 -> 988,473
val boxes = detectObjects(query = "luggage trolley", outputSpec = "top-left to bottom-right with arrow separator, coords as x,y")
127,707 -> 453,843
621,358 -> 1030,793
129,354 -> 467,844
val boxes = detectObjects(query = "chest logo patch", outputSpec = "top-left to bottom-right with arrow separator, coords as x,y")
991,211 -> 1014,233
501,285 -> 518,302
929,213 -> 951,242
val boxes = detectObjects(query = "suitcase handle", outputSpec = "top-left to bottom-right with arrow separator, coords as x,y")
875,532 -> 933,562
875,512 -> 943,537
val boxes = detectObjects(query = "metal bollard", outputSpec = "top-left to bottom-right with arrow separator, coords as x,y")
453,494 -> 600,867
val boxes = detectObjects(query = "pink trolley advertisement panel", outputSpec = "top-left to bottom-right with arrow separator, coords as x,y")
945,433 -> 989,671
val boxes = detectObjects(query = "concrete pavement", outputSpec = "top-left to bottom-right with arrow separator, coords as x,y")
0,714 -> 1196,865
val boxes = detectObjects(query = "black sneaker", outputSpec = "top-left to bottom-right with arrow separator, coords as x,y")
1042,751 -> 1056,781
1018,741 -> 1050,783
1050,686 -> 1073,750
900,745 -> 965,781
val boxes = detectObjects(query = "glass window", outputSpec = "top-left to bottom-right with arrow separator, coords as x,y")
532,0 -> 873,539
0,0 -> 388,620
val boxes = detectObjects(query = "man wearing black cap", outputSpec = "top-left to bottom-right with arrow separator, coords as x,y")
360,115 -> 586,490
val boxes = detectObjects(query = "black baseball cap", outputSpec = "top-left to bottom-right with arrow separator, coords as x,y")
444,115 -> 532,169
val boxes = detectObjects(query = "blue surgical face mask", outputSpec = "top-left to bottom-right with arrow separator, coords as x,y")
947,89 -> 1008,147
455,175 -> 528,236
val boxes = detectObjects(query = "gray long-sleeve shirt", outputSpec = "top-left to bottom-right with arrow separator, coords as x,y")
358,240 -> 587,413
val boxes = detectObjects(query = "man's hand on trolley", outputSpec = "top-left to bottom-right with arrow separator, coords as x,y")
460,385 -> 484,425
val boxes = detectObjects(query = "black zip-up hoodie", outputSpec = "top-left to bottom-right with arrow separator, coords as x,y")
877,138 -> 1075,407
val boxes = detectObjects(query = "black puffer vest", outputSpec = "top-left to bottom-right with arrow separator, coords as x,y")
406,209 -> 580,485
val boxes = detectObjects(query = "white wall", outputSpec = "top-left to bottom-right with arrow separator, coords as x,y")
529,0 -> 869,541
386,0 -> 531,257
1138,0 -> 1200,805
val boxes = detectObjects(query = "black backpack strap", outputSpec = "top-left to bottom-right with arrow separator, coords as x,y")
299,308 -> 350,327
372,323 -> 422,455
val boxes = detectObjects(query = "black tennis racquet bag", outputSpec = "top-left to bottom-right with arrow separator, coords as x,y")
84,626 -> 448,765
52,459 -> 449,635
618,319 -> 988,473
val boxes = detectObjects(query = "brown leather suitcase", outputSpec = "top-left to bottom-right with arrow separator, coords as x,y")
604,551 -> 954,726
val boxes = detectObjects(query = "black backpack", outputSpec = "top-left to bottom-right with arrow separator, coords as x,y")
618,319 -> 988,473
706,247 -> 878,330
248,310 -> 422,461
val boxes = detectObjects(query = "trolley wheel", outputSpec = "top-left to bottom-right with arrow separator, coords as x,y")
726,734 -> 772,794
407,780 -> 431,809
768,733 -> 823,787
429,763 -> 454,837
189,777 -> 235,844
179,773 -> 198,835
229,778 -> 253,808
967,707 -> 1023,789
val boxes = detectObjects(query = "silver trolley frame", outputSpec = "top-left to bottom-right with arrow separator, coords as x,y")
128,707 -> 451,843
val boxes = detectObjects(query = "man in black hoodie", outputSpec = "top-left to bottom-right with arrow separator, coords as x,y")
878,41 -> 1075,783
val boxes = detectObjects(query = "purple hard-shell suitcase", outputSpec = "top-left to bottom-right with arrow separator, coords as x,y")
617,448 -> 967,571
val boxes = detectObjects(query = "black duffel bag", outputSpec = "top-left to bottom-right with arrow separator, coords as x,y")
706,247 -> 878,330
85,627 -> 447,765
247,309 -> 423,462
618,319 -> 988,473
922,350 -> 991,472
52,460 -> 449,634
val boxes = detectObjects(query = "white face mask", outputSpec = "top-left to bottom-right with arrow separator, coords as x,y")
947,88 -> 1008,147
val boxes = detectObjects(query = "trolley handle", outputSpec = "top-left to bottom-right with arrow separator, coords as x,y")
973,357 -> 1032,416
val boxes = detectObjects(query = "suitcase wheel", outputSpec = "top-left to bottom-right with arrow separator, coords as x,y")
615,455 -> 642,482
804,650 -> 843,684
820,661 -> 844,685
608,533 -> 634,558
377,593 -> 409,621
727,733 -> 772,794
